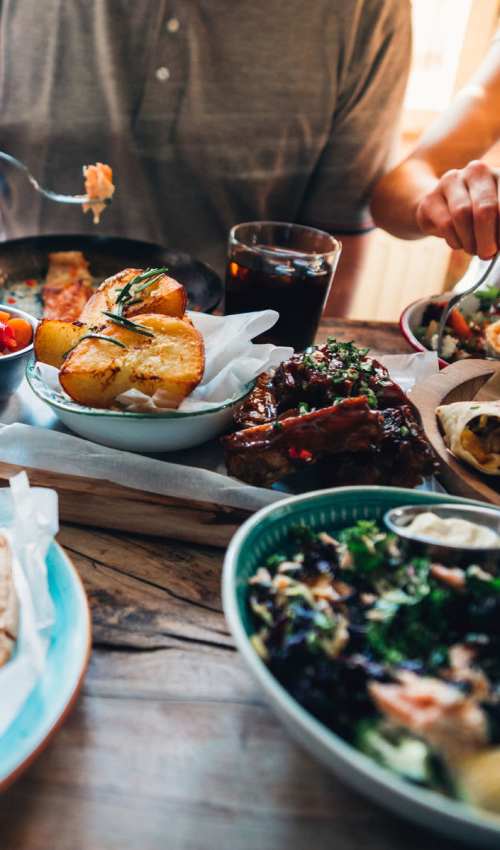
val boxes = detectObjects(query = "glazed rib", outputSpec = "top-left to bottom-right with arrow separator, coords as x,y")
223,397 -> 382,487
316,405 -> 439,489
224,339 -> 439,489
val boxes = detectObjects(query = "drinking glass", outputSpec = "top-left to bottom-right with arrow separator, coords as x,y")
225,221 -> 341,350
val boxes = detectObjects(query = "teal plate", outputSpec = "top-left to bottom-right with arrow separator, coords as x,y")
0,540 -> 91,790
223,486 -> 500,847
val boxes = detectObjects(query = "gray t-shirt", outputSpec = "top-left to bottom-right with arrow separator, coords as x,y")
0,0 -> 410,274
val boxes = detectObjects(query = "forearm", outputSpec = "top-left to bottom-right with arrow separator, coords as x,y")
371,37 -> 500,242
370,157 -> 438,239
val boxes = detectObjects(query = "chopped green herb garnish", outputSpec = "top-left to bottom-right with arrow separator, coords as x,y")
339,520 -> 389,573
266,553 -> 287,569
466,566 -> 500,597
476,285 -> 500,307
359,385 -> 378,408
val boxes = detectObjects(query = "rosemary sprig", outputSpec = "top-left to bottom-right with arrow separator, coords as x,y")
63,333 -> 128,359
102,310 -> 155,337
114,295 -> 145,318
116,267 -> 168,305
131,272 -> 164,295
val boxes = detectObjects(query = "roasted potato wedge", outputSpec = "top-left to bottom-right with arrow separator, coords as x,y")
126,314 -> 205,405
60,314 -> 204,408
34,319 -> 87,368
79,268 -> 187,326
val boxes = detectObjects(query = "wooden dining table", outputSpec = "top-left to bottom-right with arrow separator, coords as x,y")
0,318 -> 460,850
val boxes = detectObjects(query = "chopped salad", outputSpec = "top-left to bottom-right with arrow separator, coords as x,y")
248,521 -> 500,813
416,286 -> 500,362
0,309 -> 33,355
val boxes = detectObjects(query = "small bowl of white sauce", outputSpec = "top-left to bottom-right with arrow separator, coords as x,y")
384,503 -> 500,568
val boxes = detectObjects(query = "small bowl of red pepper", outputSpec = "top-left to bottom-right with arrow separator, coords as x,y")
0,304 -> 37,402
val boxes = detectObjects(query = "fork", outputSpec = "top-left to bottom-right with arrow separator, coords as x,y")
436,253 -> 499,358
0,151 -> 111,206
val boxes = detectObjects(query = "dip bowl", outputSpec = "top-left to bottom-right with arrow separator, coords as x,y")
384,502 -> 500,569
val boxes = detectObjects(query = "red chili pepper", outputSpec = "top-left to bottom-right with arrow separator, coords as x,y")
288,447 -> 314,462
6,296 -> 16,304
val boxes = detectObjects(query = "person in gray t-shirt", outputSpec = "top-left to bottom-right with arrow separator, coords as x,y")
0,1 -> 410,313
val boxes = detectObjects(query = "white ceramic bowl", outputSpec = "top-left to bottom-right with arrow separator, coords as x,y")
223,486 -> 500,847
26,360 -> 252,452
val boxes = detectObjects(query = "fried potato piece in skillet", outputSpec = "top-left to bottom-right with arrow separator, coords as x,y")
42,251 -> 94,322
59,314 -> 204,408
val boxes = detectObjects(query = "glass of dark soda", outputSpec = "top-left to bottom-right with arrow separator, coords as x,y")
225,221 -> 341,350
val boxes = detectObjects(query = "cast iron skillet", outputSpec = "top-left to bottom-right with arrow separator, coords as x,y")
0,234 -> 223,313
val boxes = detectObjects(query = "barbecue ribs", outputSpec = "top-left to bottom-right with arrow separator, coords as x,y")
224,339 -> 438,488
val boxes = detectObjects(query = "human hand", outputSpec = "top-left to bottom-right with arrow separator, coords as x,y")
415,160 -> 500,259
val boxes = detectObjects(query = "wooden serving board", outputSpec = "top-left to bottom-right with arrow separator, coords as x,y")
410,359 -> 500,506
0,461 -> 250,547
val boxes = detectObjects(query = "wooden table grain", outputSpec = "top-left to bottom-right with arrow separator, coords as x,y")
0,320 -> 457,850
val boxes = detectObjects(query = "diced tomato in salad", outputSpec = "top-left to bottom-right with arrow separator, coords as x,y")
416,285 -> 500,362
0,310 -> 33,355
447,307 -> 473,339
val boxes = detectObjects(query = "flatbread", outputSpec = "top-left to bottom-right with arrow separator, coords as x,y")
0,534 -> 18,667
437,401 -> 500,476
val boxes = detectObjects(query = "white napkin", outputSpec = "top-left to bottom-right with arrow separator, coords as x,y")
383,351 -> 439,394
182,311 -> 294,408
0,473 -> 58,737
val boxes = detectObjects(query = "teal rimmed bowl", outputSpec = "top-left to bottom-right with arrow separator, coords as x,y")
223,486 -> 500,847
26,359 -> 253,452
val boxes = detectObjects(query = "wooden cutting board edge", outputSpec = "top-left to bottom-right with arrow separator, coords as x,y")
0,460 -> 250,547
410,359 -> 500,506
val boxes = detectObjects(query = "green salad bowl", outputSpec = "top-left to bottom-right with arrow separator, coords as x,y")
222,486 -> 500,847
